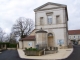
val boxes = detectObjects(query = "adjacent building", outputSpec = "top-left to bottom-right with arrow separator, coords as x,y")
68,30 -> 80,40
68,30 -> 80,45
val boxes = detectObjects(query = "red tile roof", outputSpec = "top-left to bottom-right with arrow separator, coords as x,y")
68,30 -> 80,35
20,36 -> 35,41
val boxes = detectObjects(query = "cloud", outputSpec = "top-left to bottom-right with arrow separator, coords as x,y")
0,0 -> 80,34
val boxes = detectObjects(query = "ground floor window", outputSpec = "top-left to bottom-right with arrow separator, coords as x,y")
28,42 -> 32,46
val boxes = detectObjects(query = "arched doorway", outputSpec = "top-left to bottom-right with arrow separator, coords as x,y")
48,33 -> 54,47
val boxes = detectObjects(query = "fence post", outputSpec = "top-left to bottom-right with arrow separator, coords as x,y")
17,44 -> 18,49
1,45 -> 3,49
44,48 -> 45,55
4,44 -> 6,49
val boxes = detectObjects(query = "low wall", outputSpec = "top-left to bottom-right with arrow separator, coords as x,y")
7,48 -> 17,50
45,51 -> 55,54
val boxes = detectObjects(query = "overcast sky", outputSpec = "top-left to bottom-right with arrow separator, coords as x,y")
0,0 -> 80,34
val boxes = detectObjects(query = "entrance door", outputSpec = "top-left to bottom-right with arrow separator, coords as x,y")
48,33 -> 54,47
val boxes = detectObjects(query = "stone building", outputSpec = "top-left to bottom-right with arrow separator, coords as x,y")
68,30 -> 80,45
19,2 -> 68,49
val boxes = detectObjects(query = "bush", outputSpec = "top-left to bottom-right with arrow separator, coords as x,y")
25,47 -> 40,51
8,43 -> 17,48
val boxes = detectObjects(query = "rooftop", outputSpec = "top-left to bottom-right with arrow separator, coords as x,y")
20,36 -> 35,41
68,30 -> 80,35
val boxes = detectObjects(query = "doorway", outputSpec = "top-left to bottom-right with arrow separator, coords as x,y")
48,33 -> 54,47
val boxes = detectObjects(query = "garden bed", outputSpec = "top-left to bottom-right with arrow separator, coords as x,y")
25,47 -> 44,56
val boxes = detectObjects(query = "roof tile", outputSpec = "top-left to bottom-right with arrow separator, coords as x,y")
68,30 -> 80,35
20,36 -> 35,41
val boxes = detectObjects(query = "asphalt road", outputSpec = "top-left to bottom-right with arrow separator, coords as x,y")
0,45 -> 80,60
62,45 -> 80,60
0,50 -> 35,60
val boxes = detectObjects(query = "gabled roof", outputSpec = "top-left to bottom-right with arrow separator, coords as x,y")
34,2 -> 68,21
68,30 -> 80,35
29,29 -> 36,36
34,2 -> 67,11
20,36 -> 35,41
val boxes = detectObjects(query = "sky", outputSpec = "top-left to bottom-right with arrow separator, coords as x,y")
0,0 -> 80,34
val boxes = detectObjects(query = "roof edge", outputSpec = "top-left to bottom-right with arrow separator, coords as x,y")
34,2 -> 67,12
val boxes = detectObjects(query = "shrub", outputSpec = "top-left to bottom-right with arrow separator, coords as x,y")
0,42 -> 17,48
25,47 -> 43,56
25,47 -> 40,51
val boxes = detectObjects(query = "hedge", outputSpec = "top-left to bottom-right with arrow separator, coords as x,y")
0,42 -> 17,48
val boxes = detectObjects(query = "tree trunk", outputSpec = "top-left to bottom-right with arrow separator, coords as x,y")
22,40 -> 24,49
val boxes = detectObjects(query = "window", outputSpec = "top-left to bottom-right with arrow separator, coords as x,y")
56,15 -> 60,24
47,15 -> 52,24
40,17 -> 43,25
28,42 -> 32,46
78,36 -> 80,39
74,36 -> 75,38
69,36 -> 71,39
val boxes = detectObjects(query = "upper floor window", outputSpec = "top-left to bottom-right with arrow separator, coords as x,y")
47,15 -> 52,24
40,17 -> 43,25
56,15 -> 60,24
46,12 -> 53,25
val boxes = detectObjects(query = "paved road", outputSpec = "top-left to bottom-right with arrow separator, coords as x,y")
62,45 -> 80,60
0,50 -> 34,60
1,45 -> 80,60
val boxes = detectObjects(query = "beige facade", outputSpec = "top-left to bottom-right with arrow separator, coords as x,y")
19,41 -> 36,49
19,2 -> 68,49
34,2 -> 68,48
68,30 -> 80,45
69,35 -> 80,40
29,29 -> 36,36
36,31 -> 48,48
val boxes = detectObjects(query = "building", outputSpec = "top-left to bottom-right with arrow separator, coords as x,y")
68,30 -> 80,45
19,2 -> 68,49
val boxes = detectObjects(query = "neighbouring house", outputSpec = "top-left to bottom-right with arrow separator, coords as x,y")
19,36 -> 36,48
68,30 -> 80,45
19,2 -> 68,49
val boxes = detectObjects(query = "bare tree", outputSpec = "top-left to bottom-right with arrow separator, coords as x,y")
4,34 -> 10,42
5,33 -> 17,43
12,17 -> 34,38
12,17 -> 34,48
0,27 -> 5,42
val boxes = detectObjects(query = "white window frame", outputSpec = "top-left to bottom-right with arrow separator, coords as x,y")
47,15 -> 52,24
28,42 -> 32,46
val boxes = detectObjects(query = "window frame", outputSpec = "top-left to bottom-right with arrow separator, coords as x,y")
47,15 -> 52,25
40,17 -> 43,25
28,42 -> 32,46
56,15 -> 60,24
46,12 -> 53,25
